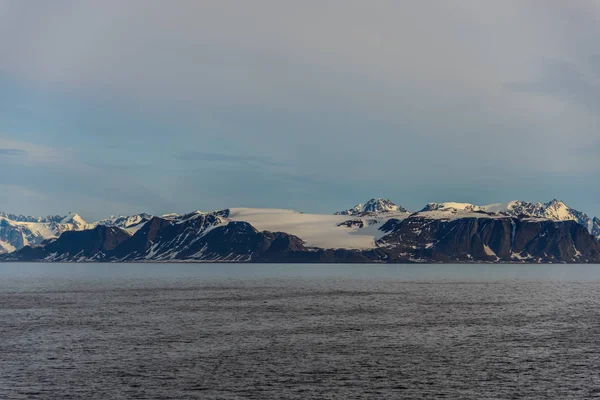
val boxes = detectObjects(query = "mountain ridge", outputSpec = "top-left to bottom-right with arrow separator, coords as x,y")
1,198 -> 598,262
421,200 -> 595,233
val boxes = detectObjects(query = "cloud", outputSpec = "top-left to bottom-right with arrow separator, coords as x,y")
176,151 -> 281,166
0,138 -> 64,165
0,183 -> 45,199
0,1 -> 598,217
0,137 -> 170,220
505,58 -> 600,113
0,148 -> 26,157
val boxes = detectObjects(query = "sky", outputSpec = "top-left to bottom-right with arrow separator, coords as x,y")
0,0 -> 598,221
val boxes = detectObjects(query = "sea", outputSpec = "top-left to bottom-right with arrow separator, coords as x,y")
1,263 -> 600,399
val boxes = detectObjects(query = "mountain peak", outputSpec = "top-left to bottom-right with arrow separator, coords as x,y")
335,198 -> 407,216
545,199 -> 566,207
59,213 -> 87,227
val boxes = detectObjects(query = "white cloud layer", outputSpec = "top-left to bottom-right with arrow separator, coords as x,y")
0,1 -> 597,218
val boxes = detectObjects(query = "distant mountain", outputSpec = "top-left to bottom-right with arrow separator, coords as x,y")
421,202 -> 484,212
89,213 -> 153,234
59,213 -> 89,230
15,225 -> 134,261
422,200 -> 594,233
1,198 -> 598,263
0,213 -> 89,254
0,213 -> 65,223
335,198 -> 408,216
495,200 -> 592,230
0,212 -> 154,254
376,210 -> 600,263
4,205 -> 600,263
9,210 -> 352,263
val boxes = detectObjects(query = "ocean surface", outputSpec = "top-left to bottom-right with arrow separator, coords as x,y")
1,263 -> 600,399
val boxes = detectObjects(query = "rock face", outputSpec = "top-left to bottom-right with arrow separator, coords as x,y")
593,217 -> 600,241
5,209 -> 600,263
377,214 -> 600,263
15,226 -> 133,261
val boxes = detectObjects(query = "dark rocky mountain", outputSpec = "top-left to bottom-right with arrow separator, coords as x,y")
376,214 -> 600,263
4,209 -> 600,263
3,211 -> 366,263
2,197 -> 596,258
14,226 -> 133,262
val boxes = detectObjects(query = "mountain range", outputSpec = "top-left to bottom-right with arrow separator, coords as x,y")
0,212 -> 152,254
1,198 -> 599,263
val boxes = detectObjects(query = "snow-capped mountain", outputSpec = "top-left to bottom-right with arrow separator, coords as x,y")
59,212 -> 89,230
0,213 -> 90,254
8,209 -> 307,263
1,197 -> 598,262
90,213 -> 153,234
0,213 -> 65,223
335,198 -> 408,216
421,200 -> 595,233
0,212 -> 155,254
5,206 -> 600,263
421,202 -> 484,212
495,200 -> 592,228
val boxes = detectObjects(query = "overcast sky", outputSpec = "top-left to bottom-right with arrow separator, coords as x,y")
0,0 -> 598,220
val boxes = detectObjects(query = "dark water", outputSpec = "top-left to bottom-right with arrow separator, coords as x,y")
2,264 -> 600,399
